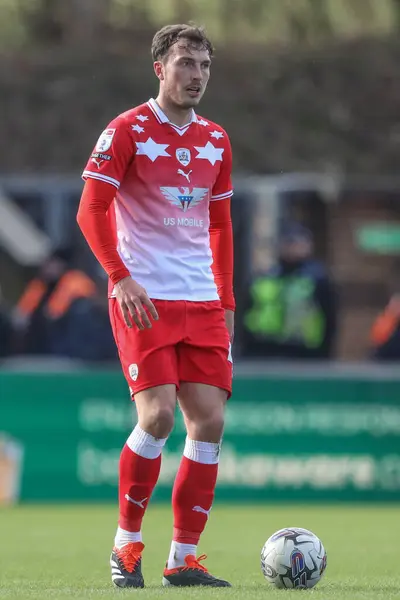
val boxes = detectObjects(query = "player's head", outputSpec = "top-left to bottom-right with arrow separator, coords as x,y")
152,24 -> 213,109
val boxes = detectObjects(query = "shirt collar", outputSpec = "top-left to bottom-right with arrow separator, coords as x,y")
148,98 -> 198,127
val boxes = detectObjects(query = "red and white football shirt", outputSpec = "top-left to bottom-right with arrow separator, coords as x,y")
82,98 -> 233,302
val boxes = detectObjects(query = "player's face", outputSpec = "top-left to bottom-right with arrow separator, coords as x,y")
157,41 -> 211,109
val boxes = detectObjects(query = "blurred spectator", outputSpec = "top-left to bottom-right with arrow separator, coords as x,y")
242,223 -> 337,359
0,285 -> 12,358
370,294 -> 400,360
12,247 -> 115,360
50,294 -> 117,361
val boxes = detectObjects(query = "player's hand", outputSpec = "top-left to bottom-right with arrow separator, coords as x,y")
225,309 -> 235,342
114,276 -> 159,330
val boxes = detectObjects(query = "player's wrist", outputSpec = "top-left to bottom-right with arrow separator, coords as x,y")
110,269 -> 131,285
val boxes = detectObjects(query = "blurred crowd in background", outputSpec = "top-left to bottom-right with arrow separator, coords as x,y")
1,0 -> 400,364
0,248 -> 116,361
0,221 -> 399,363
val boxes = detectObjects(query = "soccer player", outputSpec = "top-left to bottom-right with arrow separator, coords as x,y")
77,24 -> 234,588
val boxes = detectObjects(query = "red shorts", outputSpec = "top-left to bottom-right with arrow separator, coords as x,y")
109,299 -> 232,398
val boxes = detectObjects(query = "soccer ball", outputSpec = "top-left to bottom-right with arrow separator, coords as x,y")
260,527 -> 327,589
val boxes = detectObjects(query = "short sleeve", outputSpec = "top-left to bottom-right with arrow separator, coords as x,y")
82,117 -> 135,189
211,134 -> 233,201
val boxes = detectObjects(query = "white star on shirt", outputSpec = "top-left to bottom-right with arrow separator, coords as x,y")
210,130 -> 224,139
194,141 -> 224,166
136,137 -> 170,162
131,124 -> 145,133
197,118 -> 209,127
136,114 -> 148,122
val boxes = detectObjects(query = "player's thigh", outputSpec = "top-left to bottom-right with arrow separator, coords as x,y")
178,382 -> 227,430
178,300 -> 233,398
109,298 -> 182,397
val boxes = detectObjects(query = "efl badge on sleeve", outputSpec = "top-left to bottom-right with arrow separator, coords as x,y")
96,128 -> 116,152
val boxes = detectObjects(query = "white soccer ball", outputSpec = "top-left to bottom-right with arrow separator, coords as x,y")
260,527 -> 327,589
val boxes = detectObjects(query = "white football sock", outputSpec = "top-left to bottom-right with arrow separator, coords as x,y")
183,437 -> 220,464
167,541 -> 197,569
126,424 -> 167,459
114,526 -> 142,549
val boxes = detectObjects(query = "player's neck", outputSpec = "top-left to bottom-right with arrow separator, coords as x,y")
154,95 -> 193,127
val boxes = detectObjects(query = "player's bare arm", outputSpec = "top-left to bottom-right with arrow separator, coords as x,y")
114,276 -> 159,330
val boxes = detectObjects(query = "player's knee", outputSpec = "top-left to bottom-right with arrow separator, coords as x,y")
139,405 -> 175,439
186,410 -> 225,442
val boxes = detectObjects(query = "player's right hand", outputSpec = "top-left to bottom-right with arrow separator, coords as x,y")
114,276 -> 159,330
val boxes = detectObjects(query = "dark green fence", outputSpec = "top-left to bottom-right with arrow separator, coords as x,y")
1,370 -> 400,502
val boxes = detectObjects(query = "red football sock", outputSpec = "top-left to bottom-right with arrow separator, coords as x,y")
172,438 -> 220,545
118,425 -> 166,532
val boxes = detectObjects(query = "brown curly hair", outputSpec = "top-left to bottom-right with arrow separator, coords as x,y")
151,24 -> 214,62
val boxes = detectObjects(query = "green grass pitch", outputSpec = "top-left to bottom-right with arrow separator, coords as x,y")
1,504 -> 399,599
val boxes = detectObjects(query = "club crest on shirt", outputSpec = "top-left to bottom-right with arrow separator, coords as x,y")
176,148 -> 191,167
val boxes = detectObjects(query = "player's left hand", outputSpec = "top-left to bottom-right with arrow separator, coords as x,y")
225,309 -> 235,342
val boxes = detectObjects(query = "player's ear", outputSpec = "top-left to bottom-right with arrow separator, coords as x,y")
154,61 -> 164,81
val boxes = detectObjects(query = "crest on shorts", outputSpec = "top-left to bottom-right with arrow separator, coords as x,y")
129,364 -> 139,381
176,148 -> 191,167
